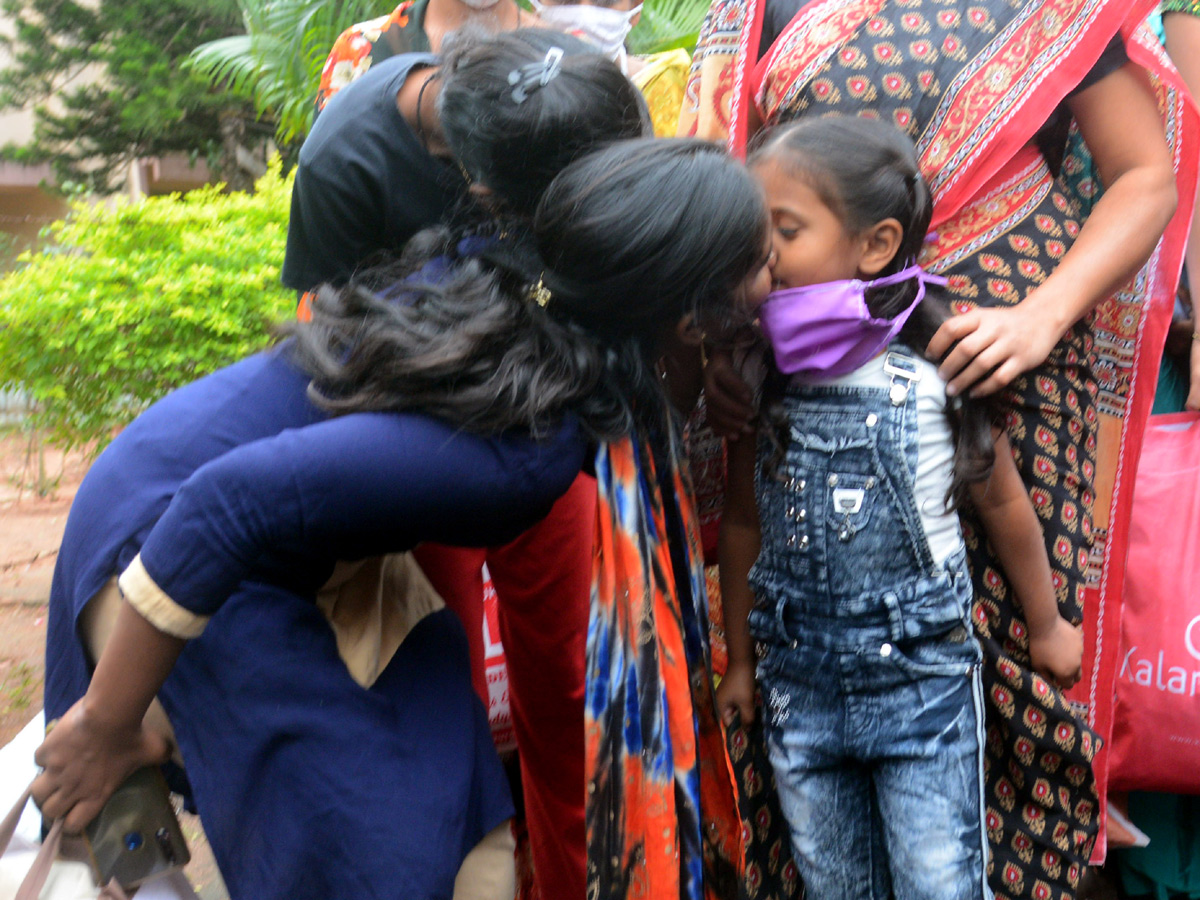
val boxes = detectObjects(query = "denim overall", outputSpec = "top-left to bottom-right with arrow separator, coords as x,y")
749,351 -> 990,900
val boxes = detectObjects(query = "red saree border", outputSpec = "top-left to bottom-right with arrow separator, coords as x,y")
729,0 -> 765,154
919,144 -> 1052,277
1076,18 -> 1199,862
678,0 -> 765,148
754,0 -> 885,126
920,0 -> 1133,226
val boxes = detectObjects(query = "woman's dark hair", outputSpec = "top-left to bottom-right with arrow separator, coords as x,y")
290,138 -> 769,441
751,114 -> 999,507
439,28 -> 650,218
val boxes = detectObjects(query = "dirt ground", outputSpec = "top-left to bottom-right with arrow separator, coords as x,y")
0,428 -> 227,900
0,429 -> 82,747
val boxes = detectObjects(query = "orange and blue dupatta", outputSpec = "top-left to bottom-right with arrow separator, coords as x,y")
585,430 -> 742,900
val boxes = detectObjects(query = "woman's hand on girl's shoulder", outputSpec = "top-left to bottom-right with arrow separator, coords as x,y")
926,302 -> 1061,398
1028,616 -> 1084,690
715,660 -> 758,727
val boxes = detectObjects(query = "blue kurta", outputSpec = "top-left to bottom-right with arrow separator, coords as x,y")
45,344 -> 585,900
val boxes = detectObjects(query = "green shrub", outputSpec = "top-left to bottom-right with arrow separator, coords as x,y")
0,160 -> 295,451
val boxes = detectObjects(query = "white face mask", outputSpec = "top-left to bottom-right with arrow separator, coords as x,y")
529,0 -> 642,70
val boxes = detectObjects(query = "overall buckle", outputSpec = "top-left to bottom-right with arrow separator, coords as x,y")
883,352 -> 922,405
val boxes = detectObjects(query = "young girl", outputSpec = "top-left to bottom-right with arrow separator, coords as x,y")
716,116 -> 1084,900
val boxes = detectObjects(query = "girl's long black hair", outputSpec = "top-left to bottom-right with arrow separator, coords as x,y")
750,115 -> 1002,508
290,138 -> 769,442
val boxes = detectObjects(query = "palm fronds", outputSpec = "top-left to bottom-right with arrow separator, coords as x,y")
188,0 -> 380,143
188,0 -> 713,144
628,0 -> 711,56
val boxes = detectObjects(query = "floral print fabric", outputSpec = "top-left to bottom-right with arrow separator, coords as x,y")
316,0 -> 429,113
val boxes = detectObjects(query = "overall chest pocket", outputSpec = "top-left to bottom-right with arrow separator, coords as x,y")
787,425 -> 883,545
824,472 -> 882,542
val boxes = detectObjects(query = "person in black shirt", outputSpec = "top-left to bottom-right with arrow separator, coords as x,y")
282,29 -> 643,294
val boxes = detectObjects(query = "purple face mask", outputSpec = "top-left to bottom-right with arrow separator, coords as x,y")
759,264 -> 947,382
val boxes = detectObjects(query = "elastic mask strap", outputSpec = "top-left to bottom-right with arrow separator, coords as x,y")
867,262 -> 949,355
866,263 -> 948,321
868,262 -> 948,291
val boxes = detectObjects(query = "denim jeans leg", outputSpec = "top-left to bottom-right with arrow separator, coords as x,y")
760,661 -> 891,900
872,666 -> 991,900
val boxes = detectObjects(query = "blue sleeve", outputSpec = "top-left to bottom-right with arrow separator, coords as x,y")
136,412 -> 586,617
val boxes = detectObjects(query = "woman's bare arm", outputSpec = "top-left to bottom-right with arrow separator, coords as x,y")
929,62 -> 1178,397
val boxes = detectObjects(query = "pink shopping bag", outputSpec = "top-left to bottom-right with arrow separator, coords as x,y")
1109,411 -> 1200,794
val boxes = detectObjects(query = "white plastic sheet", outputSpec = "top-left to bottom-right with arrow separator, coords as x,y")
0,713 -> 200,900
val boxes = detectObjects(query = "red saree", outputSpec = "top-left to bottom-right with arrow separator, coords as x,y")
681,1 -> 1196,897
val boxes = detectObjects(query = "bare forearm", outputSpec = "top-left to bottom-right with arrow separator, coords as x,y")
1164,12 -> 1200,297
1190,339 -> 1200,411
1164,11 -> 1200,409
929,64 -> 1178,398
969,436 -> 1084,684
82,601 -> 185,732
1021,167 -> 1177,337
34,600 -> 181,830
969,438 -> 1062,635
719,437 -> 761,667
975,496 -> 1060,633
1040,63 -> 1179,333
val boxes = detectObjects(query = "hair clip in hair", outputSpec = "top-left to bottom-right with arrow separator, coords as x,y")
540,46 -> 564,83
507,47 -> 564,104
528,275 -> 552,308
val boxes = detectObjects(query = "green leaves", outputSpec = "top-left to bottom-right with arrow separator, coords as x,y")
0,160 -> 296,451
628,0 -> 711,56
188,0 -> 381,143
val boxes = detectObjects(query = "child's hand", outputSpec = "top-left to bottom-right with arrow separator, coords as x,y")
1028,617 -> 1084,689
716,660 -> 757,726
